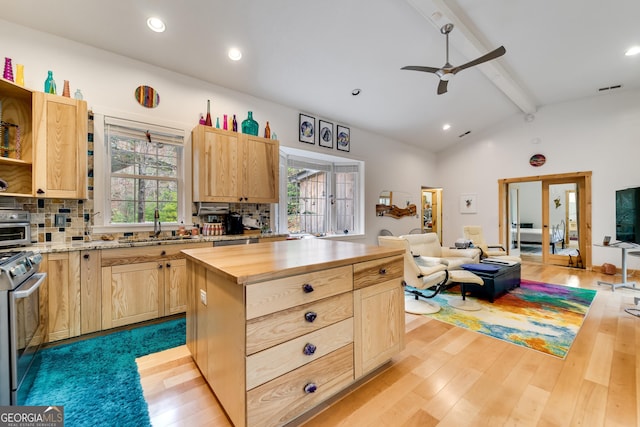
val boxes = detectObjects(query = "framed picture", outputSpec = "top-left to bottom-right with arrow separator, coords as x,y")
318,120 -> 333,148
336,125 -> 350,152
299,113 -> 315,144
460,194 -> 477,214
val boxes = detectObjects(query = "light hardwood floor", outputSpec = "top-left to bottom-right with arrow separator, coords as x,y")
136,263 -> 640,426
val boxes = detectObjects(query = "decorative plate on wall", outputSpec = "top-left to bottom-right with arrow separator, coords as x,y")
529,153 -> 546,167
135,85 -> 160,108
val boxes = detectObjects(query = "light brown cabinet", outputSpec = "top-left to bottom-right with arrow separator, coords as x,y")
192,125 -> 279,203
0,79 -> 87,199
353,256 -> 405,378
101,242 -> 209,329
42,252 -> 81,342
0,79 -> 35,196
183,240 -> 405,427
33,93 -> 87,199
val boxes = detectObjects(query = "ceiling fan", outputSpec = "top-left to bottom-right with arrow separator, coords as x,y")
401,23 -> 506,95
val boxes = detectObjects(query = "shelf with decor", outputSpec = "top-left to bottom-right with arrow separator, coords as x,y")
0,77 -> 34,196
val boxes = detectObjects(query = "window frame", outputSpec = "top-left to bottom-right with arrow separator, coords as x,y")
92,112 -> 191,233
279,146 -> 364,237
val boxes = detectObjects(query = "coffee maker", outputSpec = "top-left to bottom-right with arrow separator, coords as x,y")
226,212 -> 243,235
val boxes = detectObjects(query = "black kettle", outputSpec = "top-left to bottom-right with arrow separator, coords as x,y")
226,212 -> 243,235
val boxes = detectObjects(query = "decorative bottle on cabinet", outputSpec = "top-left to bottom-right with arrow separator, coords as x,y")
241,111 -> 259,136
3,57 -> 13,81
44,70 -> 57,94
264,121 -> 271,139
205,100 -> 212,126
223,114 -> 228,130
62,80 -> 71,97
232,114 -> 238,132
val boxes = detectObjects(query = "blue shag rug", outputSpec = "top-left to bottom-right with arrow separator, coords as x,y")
25,317 -> 186,426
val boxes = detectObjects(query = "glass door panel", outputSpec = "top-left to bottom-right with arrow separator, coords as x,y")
508,184 -> 521,257
543,181 -> 577,265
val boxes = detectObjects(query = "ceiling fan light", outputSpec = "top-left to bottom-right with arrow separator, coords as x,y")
625,46 -> 640,56
440,73 -> 454,81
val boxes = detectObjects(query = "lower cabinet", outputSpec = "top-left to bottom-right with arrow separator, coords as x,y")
353,255 -> 405,378
42,242 -> 209,342
102,261 -> 164,329
43,252 -> 81,342
101,242 -> 209,330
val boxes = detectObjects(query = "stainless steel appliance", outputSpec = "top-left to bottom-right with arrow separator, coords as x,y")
0,250 -> 46,405
0,210 -> 31,247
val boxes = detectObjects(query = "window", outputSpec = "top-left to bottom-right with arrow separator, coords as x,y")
280,148 -> 363,236
104,117 -> 184,226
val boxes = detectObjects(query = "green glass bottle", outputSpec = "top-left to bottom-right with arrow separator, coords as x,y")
44,70 -> 57,94
241,111 -> 259,136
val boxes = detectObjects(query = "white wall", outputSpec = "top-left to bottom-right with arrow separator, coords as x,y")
436,89 -> 640,268
0,19 -> 438,246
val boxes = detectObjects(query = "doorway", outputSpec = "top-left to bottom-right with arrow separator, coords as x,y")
421,187 -> 442,243
499,172 -> 592,269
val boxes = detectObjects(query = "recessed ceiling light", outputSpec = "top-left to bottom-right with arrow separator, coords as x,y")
228,48 -> 242,61
351,88 -> 361,96
625,46 -> 640,56
442,123 -> 451,131
147,17 -> 166,33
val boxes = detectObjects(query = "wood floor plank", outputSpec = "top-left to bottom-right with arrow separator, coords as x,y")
137,262 -> 640,427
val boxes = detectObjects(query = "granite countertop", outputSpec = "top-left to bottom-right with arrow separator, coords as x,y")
3,233 -> 288,254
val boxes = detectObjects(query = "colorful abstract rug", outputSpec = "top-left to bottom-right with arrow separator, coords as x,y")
426,279 -> 597,358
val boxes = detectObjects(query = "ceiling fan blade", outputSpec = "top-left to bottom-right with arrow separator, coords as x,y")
401,65 -> 441,74
454,45 -> 506,73
437,79 -> 448,95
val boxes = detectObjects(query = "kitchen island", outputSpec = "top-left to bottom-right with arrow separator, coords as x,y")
182,239 -> 405,427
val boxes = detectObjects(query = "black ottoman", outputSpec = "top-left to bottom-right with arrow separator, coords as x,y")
461,262 -> 521,302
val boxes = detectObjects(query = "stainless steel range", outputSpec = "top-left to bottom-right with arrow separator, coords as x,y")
0,250 -> 46,405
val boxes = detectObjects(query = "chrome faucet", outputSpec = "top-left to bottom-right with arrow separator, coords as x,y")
153,208 -> 161,237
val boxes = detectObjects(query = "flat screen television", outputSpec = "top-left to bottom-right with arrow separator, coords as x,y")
616,187 -> 640,244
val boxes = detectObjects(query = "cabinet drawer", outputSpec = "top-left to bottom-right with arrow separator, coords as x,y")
353,255 -> 403,290
246,265 -> 353,319
246,318 -> 353,390
246,292 -> 353,355
247,344 -> 354,427
101,242 -> 210,266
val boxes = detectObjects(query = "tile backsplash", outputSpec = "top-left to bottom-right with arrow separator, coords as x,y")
15,197 -> 273,244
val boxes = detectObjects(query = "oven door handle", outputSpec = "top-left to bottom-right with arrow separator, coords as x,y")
13,273 -> 46,299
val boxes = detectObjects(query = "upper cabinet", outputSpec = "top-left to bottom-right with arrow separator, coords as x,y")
33,92 -> 87,199
192,125 -> 279,203
0,79 -> 87,199
0,79 -> 35,196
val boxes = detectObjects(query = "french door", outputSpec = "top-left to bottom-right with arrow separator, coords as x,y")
499,172 -> 592,269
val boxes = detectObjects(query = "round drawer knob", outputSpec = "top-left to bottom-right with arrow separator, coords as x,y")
302,283 -> 314,293
303,343 -> 317,356
303,383 -> 317,394
379,268 -> 387,275
304,311 -> 317,323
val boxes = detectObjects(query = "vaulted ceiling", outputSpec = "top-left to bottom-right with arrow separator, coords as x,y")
1,0 -> 638,152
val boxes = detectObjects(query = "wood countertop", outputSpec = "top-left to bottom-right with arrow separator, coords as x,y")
182,239 -> 403,284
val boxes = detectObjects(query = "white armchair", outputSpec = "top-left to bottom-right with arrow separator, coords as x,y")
378,236 -> 448,314
399,232 -> 480,270
463,225 -> 522,263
